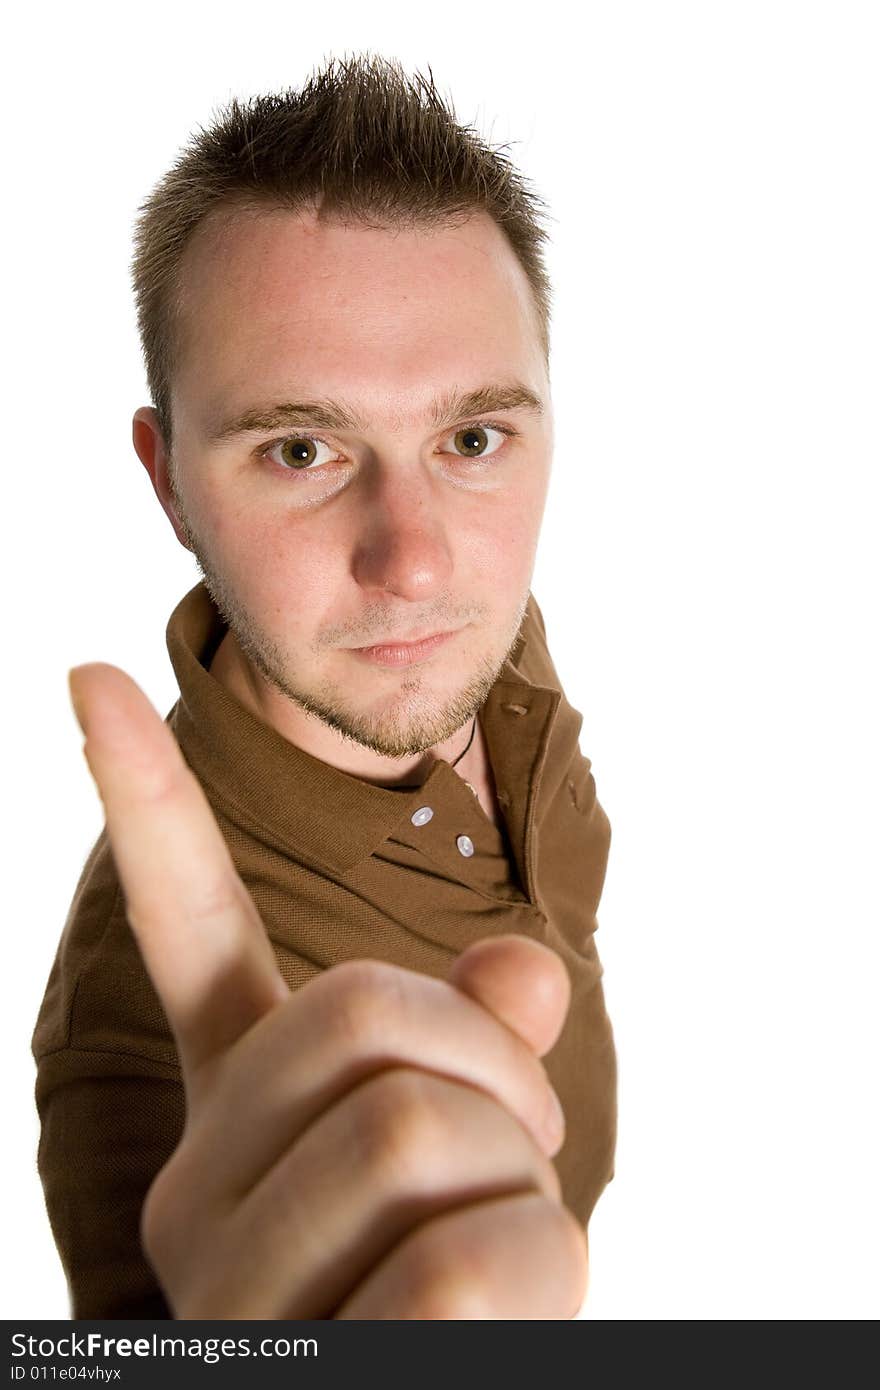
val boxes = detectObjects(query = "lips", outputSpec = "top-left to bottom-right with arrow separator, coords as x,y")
350,628 -> 460,667
359,629 -> 451,647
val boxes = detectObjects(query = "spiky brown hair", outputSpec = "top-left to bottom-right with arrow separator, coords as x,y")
131,51 -> 555,452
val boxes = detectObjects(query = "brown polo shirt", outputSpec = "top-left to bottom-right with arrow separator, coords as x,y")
31,581 -> 617,1319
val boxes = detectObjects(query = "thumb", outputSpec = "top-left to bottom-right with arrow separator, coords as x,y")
68,661 -> 290,1093
448,934 -> 571,1058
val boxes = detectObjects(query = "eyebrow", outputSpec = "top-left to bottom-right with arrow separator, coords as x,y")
205,382 -> 545,444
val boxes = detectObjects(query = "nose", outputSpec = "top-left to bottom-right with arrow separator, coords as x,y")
349,464 -> 454,602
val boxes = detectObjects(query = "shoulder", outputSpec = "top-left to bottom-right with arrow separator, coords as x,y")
32,827 -> 123,1062
32,817 -> 322,1072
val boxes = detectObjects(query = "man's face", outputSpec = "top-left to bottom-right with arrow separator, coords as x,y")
147,205 -> 553,762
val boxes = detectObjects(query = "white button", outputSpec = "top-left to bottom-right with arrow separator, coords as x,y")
456,834 -> 475,857
411,806 -> 434,826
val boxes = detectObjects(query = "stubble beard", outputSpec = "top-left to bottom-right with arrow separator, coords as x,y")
171,482 -> 529,761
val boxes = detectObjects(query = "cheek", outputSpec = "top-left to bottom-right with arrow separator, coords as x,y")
191,479 -> 286,566
465,495 -> 543,587
208,507 -> 343,615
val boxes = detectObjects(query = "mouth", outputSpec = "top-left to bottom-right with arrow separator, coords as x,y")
349,628 -> 460,668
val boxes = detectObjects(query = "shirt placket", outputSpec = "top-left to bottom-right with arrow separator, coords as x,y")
392,684 -> 561,908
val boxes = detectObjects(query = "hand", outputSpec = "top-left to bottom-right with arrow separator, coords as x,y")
68,661 -> 589,1319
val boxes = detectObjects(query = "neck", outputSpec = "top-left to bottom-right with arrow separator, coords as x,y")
384,714 -> 477,790
209,628 -> 485,789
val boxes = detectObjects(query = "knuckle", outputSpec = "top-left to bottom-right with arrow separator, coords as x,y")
139,1138 -> 208,1267
320,958 -> 409,1052
399,1248 -> 492,1320
126,873 -> 243,937
403,1194 -> 589,1320
350,1067 -> 448,1186
126,757 -> 190,808
186,873 -> 247,926
139,1158 -> 180,1265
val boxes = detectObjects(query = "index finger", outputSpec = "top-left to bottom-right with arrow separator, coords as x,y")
68,662 -> 290,1088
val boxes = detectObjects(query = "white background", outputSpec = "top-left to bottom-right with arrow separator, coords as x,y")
3,0 -> 878,1320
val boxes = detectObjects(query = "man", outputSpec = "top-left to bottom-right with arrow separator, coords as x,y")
32,53 -> 617,1319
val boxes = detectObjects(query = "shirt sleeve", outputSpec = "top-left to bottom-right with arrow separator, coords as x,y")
34,1046 -> 185,1319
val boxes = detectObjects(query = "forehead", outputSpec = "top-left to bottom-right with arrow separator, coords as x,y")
172,205 -> 545,427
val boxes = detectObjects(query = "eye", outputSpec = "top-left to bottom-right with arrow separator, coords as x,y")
444,423 -> 513,460
259,420 -> 517,477
263,436 -> 343,472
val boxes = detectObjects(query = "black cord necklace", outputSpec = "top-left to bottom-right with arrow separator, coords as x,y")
387,714 -> 478,792
450,714 -> 478,768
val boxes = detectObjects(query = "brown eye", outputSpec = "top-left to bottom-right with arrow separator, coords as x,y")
278,437 -> 319,469
453,426 -> 491,458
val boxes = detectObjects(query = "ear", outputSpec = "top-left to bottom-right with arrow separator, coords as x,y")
132,407 -> 192,551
